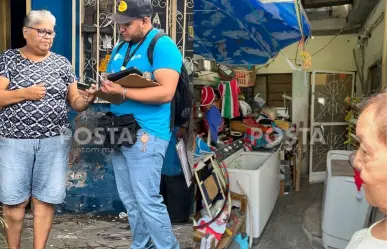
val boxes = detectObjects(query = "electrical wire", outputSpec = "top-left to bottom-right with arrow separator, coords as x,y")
311,24 -> 346,56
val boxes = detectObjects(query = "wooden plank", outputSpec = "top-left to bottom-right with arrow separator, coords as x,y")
26,0 -> 31,13
230,191 -> 247,215
293,155 -> 297,187
0,0 -> 11,51
216,217 -> 245,249
254,84 -> 266,96
267,74 -> 292,84
268,101 -> 284,107
268,83 -> 292,93
255,75 -> 267,84
268,93 -> 292,101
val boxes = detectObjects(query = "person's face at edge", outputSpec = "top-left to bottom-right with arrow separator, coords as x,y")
354,106 -> 387,213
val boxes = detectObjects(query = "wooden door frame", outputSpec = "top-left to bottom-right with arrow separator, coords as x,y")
0,0 -> 11,51
0,0 -> 31,51
26,0 -> 31,13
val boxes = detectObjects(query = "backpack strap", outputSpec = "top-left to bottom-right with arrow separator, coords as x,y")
147,32 -> 168,66
113,40 -> 127,58
147,32 -> 174,132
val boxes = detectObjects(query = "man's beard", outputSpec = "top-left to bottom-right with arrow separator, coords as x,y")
130,28 -> 144,43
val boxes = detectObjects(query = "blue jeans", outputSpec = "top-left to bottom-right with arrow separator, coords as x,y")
111,129 -> 179,249
0,136 -> 71,205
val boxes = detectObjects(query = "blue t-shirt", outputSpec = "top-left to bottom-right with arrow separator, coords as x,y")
106,29 -> 182,141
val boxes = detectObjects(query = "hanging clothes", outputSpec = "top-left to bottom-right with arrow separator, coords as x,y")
206,106 -> 222,142
218,79 -> 240,119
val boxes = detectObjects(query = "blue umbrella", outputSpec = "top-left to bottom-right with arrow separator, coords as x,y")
193,0 -> 311,65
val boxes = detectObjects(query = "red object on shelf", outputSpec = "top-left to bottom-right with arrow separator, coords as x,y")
243,117 -> 271,132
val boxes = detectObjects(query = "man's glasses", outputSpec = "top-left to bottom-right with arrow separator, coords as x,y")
28,27 -> 56,38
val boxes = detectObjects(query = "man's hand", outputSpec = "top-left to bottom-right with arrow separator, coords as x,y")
78,84 -> 97,103
100,80 -> 124,95
24,83 -> 46,100
176,126 -> 187,139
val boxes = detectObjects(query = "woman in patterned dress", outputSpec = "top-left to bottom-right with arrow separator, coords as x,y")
0,10 -> 97,249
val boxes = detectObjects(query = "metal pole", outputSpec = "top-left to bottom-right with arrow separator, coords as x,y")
72,0 -> 76,71
171,0 -> 177,42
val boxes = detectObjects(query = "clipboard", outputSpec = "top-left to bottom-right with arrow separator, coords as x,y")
96,73 -> 160,104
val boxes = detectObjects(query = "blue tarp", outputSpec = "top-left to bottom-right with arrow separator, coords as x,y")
193,0 -> 311,65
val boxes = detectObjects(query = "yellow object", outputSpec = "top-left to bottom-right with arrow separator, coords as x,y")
99,54 -> 111,72
274,120 -> 290,130
188,25 -> 194,39
118,1 -> 128,12
297,39 -> 312,70
300,50 -> 312,69
225,228 -> 232,236
230,121 -> 247,133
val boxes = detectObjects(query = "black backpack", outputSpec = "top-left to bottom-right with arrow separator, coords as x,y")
114,32 -> 193,130
147,32 -> 193,129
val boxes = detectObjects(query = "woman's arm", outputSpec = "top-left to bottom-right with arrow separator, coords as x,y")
0,76 -> 46,108
67,81 -> 97,112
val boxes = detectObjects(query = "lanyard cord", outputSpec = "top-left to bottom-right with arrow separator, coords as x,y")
121,28 -> 154,69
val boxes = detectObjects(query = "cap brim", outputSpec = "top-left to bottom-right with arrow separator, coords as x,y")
110,13 -> 136,24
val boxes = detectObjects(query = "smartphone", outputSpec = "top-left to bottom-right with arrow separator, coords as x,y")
77,82 -> 90,90
107,67 -> 143,82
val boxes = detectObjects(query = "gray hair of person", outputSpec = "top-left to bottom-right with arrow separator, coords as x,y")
359,92 -> 387,144
23,10 -> 56,28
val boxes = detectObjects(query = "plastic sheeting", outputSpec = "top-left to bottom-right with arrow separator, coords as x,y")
193,0 -> 311,65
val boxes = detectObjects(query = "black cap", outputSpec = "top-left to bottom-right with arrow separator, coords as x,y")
110,0 -> 153,24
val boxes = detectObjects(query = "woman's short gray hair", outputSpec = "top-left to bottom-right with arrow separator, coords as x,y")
23,10 -> 56,27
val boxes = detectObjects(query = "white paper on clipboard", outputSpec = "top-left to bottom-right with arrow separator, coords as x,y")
176,138 -> 193,188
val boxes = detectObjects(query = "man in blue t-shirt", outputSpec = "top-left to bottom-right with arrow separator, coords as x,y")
101,1 -> 182,248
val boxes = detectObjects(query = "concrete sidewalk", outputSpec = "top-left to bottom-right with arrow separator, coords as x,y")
0,213 -> 193,249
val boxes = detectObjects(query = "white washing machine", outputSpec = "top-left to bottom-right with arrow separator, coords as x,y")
321,150 -> 370,249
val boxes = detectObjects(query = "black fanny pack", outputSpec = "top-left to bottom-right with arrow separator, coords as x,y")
96,112 -> 140,148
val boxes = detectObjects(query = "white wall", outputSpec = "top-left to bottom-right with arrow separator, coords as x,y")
358,0 -> 385,95
255,34 -> 359,74
254,34 -> 358,175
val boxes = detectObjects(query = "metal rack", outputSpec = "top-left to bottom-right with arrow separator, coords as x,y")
344,100 -> 361,150
73,0 -> 194,103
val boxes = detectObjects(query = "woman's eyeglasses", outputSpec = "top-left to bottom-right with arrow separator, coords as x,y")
28,27 -> 56,38
349,151 -> 357,169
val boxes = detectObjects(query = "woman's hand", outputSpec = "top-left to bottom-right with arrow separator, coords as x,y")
24,83 -> 46,100
100,80 -> 124,95
78,84 -> 97,104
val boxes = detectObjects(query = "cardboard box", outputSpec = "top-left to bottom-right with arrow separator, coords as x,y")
96,74 -> 159,105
